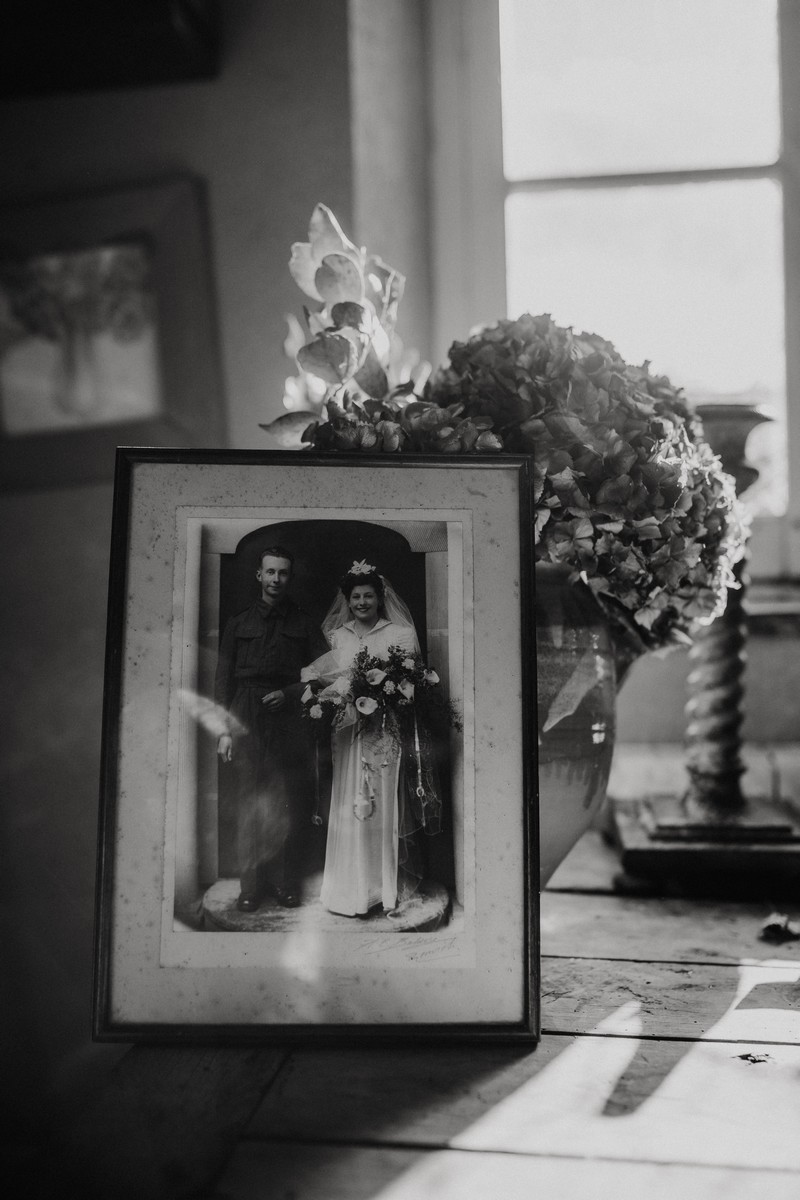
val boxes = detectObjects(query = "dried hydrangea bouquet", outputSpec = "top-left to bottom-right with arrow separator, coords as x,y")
263,205 -> 747,879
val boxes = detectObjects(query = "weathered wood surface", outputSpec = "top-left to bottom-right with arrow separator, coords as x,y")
218,1143 -> 800,1200
542,890 -> 800,964
58,1045 -> 287,1200
446,1038 -> 800,1170
243,1032 -> 800,1170
542,956 -> 800,1041
215,1142 -> 424,1200
245,1040 -> 563,1145
72,826 -> 800,1197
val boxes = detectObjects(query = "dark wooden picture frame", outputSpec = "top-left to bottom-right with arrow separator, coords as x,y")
93,449 -> 538,1041
0,179 -> 225,491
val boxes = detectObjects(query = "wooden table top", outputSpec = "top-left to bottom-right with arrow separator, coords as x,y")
72,828 -> 800,1199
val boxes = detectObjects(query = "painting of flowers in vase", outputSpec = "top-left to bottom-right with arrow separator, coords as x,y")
0,240 -> 162,435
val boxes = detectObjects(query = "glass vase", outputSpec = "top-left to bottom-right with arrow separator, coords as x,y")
535,563 -> 635,884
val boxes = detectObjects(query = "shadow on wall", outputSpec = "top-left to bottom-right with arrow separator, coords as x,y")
0,481 -> 125,1136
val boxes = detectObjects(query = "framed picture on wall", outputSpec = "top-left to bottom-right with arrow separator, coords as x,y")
93,448 -> 538,1041
0,179 -> 225,491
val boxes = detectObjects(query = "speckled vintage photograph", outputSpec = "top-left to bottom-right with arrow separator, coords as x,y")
170,515 -> 463,942
94,451 -> 537,1038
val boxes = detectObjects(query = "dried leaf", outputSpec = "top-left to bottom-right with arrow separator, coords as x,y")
259,410 -> 319,448
330,300 -> 369,331
288,241 -> 323,301
474,431 -> 503,452
534,508 -> 551,544
315,253 -> 364,305
297,333 -> 358,385
356,423 -> 379,449
364,254 -> 405,329
308,202 -> 360,259
375,420 -> 403,451
354,345 -> 389,400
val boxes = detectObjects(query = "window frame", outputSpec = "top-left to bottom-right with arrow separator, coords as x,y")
427,0 -> 800,580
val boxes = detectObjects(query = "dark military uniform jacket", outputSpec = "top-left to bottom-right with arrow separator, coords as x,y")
214,596 -> 325,726
214,596 -> 327,889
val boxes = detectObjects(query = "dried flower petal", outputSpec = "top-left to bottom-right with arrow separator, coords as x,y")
297,333 -> 359,386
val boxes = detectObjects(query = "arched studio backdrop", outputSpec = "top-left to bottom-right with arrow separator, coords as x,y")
183,516 -> 457,911
211,519 -> 452,889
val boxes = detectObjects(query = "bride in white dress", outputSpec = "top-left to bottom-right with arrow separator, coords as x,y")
306,560 -> 439,917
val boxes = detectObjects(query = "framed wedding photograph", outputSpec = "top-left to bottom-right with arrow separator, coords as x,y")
93,448 -> 538,1041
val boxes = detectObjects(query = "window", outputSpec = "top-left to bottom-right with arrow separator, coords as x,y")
428,0 -> 800,578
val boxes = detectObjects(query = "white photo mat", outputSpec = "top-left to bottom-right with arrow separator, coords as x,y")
94,452 -> 537,1038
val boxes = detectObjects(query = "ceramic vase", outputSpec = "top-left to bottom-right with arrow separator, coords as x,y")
535,563 -> 638,884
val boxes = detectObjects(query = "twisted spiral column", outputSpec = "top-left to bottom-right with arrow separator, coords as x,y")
610,404 -> 800,890
683,557 -> 748,818
679,403 -> 769,822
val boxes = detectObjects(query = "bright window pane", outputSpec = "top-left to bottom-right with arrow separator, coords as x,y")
500,0 -> 780,179
505,179 -> 786,514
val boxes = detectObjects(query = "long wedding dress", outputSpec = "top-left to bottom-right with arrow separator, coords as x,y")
319,617 -> 418,916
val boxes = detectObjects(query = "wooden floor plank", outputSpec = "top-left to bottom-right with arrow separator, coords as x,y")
542,956 -> 800,1042
68,815 -> 800,1197
243,1033 -> 800,1170
244,1040 -> 565,1146
56,1045 -> 287,1200
542,891 -> 800,964
217,1143 -> 800,1200
450,1034 -> 800,1171
379,1151 -> 800,1200
216,1142 -> 422,1200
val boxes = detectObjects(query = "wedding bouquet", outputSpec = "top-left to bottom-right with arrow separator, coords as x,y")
301,645 -> 457,735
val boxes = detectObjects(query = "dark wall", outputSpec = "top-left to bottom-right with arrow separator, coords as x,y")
0,482 -> 114,1127
0,0 -> 354,1136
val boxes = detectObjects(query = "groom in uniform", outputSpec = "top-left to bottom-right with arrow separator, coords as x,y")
214,545 -> 326,911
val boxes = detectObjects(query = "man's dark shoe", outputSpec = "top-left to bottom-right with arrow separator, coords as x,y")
236,893 -> 261,912
273,887 -> 301,908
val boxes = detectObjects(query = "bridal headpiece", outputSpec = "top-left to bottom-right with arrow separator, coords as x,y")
348,560 -> 376,576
